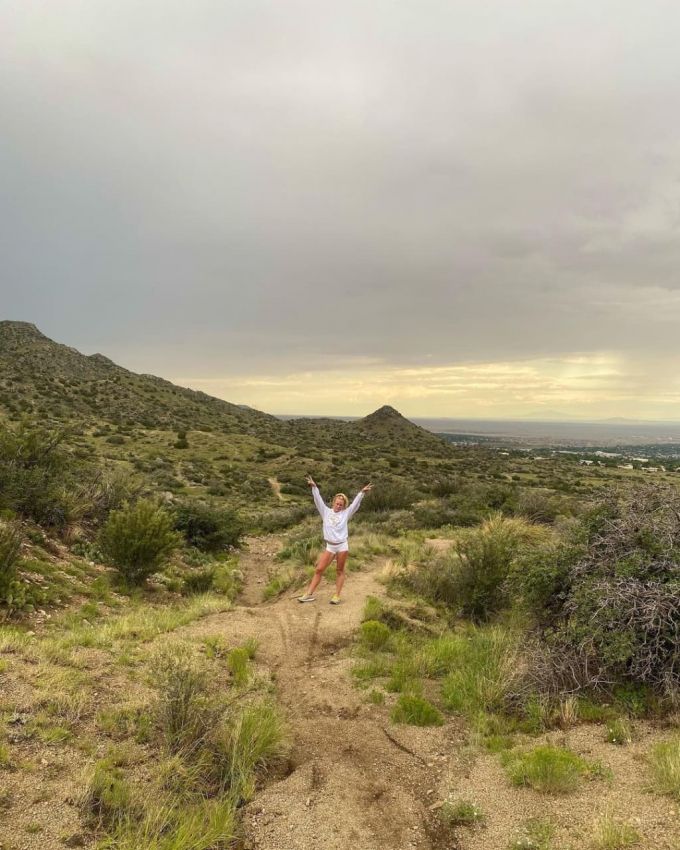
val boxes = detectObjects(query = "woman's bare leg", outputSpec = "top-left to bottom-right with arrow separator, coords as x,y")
306,550 -> 334,596
335,551 -> 348,596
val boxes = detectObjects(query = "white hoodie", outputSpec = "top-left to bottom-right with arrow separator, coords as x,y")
312,485 -> 364,544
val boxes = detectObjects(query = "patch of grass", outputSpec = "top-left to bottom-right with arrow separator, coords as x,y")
439,799 -> 485,827
81,758 -> 134,830
351,657 -> 392,683
25,822 -> 43,834
213,701 -> 287,800
391,694 -> 443,727
152,645 -> 213,754
97,702 -> 153,743
106,796 -> 236,850
360,620 -> 391,650
503,745 -> 590,794
367,689 -> 385,705
263,564 -> 304,599
227,647 -> 250,687
605,718 -> 633,745
203,635 -> 229,659
591,811 -> 640,848
0,742 -> 13,769
48,595 -> 231,651
0,626 -> 31,654
508,817 -> 555,850
440,626 -> 520,718
649,736 -> 680,800
385,658 -> 423,695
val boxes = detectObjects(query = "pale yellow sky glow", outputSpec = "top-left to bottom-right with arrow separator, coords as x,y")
174,352 -> 680,420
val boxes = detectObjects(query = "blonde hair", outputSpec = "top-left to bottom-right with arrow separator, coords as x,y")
333,493 -> 348,507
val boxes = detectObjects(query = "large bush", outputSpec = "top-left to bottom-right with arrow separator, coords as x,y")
452,515 -> 546,621
174,501 -> 243,552
524,486 -> 680,700
99,499 -> 181,584
0,420 -> 71,526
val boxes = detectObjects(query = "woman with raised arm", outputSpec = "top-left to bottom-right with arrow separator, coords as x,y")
298,475 -> 372,604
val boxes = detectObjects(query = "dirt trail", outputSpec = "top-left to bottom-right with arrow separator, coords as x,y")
180,537 -> 459,850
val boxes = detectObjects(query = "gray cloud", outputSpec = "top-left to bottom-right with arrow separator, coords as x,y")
1,0 -> 680,399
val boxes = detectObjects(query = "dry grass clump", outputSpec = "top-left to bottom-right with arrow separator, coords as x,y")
649,735 -> 680,800
591,811 -> 640,849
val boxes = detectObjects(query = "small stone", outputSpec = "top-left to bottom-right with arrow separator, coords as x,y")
62,834 -> 86,848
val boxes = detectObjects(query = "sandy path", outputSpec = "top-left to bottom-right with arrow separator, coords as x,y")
179,537 -> 459,850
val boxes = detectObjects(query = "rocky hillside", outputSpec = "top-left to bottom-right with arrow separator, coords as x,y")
0,321 -> 279,437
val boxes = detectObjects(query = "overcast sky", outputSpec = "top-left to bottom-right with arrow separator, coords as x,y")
2,1 -> 680,418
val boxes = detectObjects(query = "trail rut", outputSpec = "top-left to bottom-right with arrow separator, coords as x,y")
179,537 -> 459,850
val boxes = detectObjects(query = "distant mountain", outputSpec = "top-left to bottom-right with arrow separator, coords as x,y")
350,404 -> 450,455
0,320 -> 278,436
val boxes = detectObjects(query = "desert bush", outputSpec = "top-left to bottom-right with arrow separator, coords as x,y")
254,505 -> 312,533
275,534 -> 322,566
100,499 -> 181,585
0,420 -> 76,527
0,521 -> 21,604
360,483 -> 416,513
452,514 -> 545,621
182,567 -> 216,594
516,488 -> 572,524
402,514 -> 543,620
174,501 -> 243,552
530,486 -> 680,700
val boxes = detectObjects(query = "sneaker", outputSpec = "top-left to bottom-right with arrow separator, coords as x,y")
329,594 -> 341,605
298,594 -> 316,603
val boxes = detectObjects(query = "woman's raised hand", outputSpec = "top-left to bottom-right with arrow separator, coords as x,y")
305,475 -> 316,487
361,483 -> 373,493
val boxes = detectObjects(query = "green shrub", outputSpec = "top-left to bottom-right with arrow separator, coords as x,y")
182,567 -> 215,594
360,620 -> 391,650
360,483 -> 416,513
649,736 -> 680,800
174,501 -> 243,552
390,694 -> 443,726
504,746 -> 589,794
0,420 -> 75,527
100,499 -> 181,585
0,521 -> 21,604
452,514 -> 545,621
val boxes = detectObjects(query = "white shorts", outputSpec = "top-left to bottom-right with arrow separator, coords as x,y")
325,541 -> 349,554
